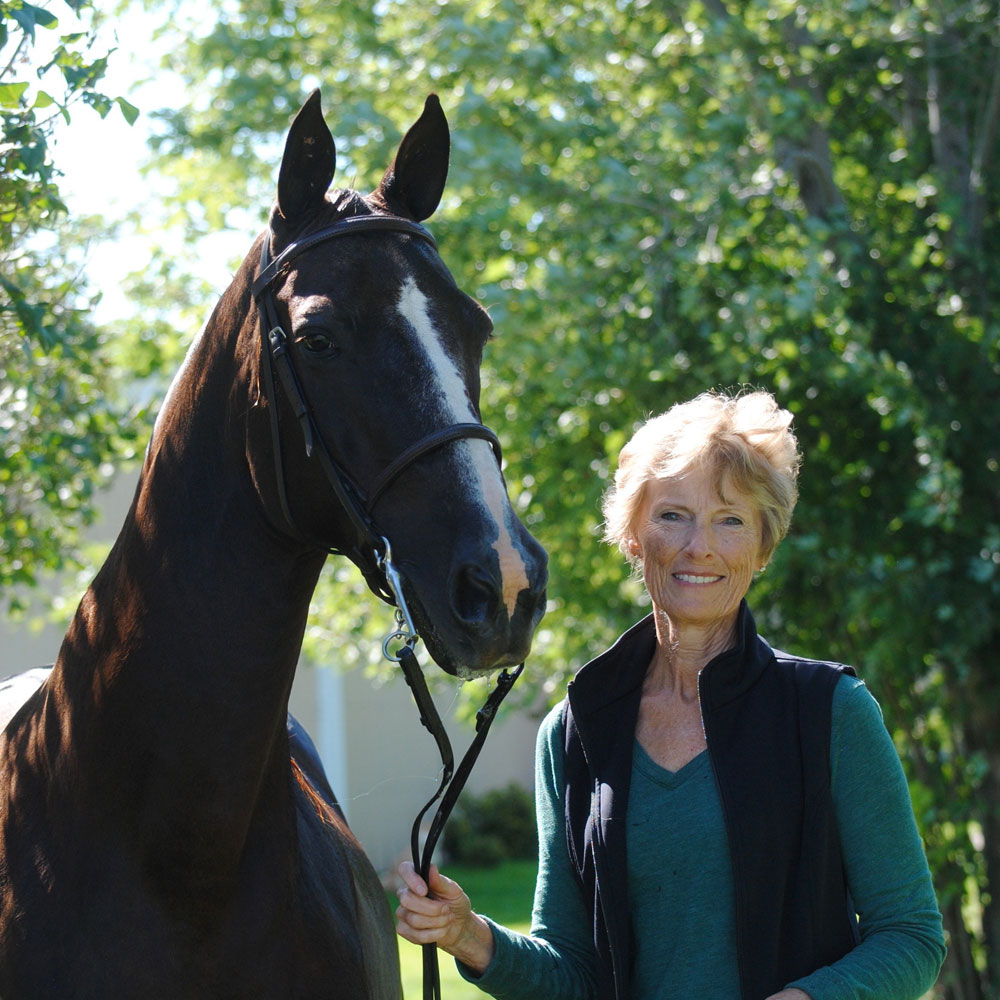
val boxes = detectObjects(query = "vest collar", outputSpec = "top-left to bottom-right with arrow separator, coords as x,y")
568,600 -> 776,726
698,601 -> 775,709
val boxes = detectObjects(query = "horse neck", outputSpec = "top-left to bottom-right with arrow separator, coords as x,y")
52,256 -> 328,869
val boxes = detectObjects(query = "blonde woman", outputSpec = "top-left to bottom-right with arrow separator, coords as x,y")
397,390 -> 945,1000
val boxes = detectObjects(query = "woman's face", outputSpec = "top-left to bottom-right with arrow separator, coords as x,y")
629,466 -> 763,634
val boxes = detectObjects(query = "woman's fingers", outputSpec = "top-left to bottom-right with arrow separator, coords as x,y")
395,861 -> 474,948
396,861 -> 452,939
396,887 -> 451,920
397,860 -> 428,896
396,901 -> 451,928
425,864 -> 464,901
394,861 -> 496,972
397,863 -> 449,914
395,902 -> 451,942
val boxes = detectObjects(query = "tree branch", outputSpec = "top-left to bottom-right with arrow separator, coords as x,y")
970,37 -> 1000,194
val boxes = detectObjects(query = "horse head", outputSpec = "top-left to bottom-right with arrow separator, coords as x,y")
246,90 -> 547,678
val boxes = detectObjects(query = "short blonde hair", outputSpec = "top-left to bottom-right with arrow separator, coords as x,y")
602,390 -> 801,568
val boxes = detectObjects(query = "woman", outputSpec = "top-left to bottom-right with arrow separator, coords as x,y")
396,390 -> 946,999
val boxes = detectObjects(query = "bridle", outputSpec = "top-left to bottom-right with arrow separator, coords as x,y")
251,213 -> 502,603
252,213 -> 524,1000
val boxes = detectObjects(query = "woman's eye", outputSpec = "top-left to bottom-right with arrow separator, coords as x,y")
659,510 -> 682,521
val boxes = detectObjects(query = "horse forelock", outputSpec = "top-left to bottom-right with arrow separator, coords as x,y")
268,189 -> 374,252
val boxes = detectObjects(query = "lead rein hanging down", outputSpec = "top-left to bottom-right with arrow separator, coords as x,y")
379,546 -> 524,1000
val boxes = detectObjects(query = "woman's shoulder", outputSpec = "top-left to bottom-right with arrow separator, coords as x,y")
770,651 -> 882,734
767,645 -> 862,705
765,648 -> 884,744
537,698 -> 568,752
831,671 -> 886,738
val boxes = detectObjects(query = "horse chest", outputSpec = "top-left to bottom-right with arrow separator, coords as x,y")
0,809 -> 390,999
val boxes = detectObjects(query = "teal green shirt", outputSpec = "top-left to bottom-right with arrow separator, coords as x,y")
460,675 -> 946,999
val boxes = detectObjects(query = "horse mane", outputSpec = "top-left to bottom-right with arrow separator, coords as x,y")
291,757 -> 352,836
330,189 -> 368,217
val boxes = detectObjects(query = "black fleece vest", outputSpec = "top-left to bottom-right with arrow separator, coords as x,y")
563,602 -> 860,1000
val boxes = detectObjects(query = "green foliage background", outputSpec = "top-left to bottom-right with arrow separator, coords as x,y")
3,1 -> 1000,997
0,0 -> 141,604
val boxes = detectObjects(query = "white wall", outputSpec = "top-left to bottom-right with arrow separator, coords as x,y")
1,474 -> 538,876
289,659 -> 538,874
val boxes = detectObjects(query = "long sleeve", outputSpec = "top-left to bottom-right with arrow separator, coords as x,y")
456,702 -> 595,1000
788,676 -> 947,1000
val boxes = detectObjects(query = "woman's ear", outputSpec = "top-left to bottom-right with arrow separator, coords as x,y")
627,537 -> 642,558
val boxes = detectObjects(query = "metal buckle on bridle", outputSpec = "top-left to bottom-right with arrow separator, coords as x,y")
378,537 -> 420,660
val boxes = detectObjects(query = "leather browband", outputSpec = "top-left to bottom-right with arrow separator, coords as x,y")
252,215 -> 438,300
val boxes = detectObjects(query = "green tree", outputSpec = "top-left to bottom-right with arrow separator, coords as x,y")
0,0 -> 142,607
120,1 -> 1000,994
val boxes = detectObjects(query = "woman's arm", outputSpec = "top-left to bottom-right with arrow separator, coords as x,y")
393,703 -> 595,1000
787,677 -> 946,1000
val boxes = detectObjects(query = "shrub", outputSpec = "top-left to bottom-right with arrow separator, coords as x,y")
443,783 -> 537,867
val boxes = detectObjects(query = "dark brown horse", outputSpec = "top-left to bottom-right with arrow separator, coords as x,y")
0,92 -> 547,999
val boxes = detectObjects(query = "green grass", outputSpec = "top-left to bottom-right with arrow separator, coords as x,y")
391,858 -> 537,1000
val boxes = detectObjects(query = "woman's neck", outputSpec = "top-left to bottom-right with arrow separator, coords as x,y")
647,606 -> 739,699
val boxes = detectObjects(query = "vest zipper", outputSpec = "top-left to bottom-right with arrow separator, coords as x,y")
698,668 -> 750,1000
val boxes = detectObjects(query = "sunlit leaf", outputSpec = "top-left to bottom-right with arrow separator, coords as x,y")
0,81 -> 29,107
116,96 -> 140,125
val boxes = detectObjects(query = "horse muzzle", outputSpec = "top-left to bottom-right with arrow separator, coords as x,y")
407,533 -> 548,678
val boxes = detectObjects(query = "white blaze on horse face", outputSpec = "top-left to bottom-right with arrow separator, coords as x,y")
395,277 -> 529,619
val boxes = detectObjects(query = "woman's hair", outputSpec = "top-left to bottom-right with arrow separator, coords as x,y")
602,389 -> 801,568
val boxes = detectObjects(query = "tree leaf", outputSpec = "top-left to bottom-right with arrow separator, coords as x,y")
116,96 -> 140,125
0,82 -> 29,108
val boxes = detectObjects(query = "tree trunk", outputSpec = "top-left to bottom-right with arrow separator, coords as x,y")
940,893 -> 984,1000
982,803 -> 1000,997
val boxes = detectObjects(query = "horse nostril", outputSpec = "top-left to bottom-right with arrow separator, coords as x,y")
451,563 -> 501,626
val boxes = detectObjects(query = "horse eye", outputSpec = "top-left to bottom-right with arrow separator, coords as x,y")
298,330 -> 337,356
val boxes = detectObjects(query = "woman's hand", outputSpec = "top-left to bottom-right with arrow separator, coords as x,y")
395,861 -> 497,975
764,991 -> 813,1000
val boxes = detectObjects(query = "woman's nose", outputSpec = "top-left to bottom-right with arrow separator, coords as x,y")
683,520 -> 714,558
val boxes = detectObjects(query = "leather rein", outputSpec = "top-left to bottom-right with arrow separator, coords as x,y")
252,213 -> 524,1000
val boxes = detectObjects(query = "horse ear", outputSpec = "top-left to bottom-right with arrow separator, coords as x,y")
277,89 -> 336,223
376,94 -> 449,222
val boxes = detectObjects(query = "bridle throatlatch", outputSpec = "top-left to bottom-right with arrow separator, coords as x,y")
252,214 -> 525,1000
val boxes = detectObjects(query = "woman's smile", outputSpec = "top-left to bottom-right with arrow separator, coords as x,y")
629,466 -> 763,638
673,572 -> 724,584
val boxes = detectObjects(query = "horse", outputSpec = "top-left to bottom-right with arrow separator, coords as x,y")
0,90 -> 548,999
